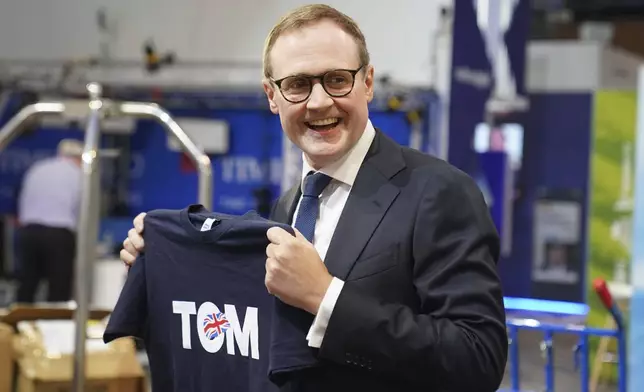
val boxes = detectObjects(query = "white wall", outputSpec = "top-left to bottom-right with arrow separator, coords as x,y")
0,0 -> 452,88
526,41 -> 602,93
526,40 -> 644,93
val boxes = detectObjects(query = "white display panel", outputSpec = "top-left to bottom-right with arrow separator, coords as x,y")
167,118 -> 230,155
473,122 -> 524,170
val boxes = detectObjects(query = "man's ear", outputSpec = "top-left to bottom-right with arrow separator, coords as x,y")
262,79 -> 279,114
364,65 -> 375,103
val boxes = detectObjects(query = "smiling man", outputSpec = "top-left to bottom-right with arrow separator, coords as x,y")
121,4 -> 508,391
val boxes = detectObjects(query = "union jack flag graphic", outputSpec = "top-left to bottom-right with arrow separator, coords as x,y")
202,312 -> 231,340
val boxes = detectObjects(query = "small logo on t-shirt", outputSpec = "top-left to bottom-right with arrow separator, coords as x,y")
203,312 -> 231,340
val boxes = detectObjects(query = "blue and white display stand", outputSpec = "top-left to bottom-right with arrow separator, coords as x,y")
630,65 -> 644,391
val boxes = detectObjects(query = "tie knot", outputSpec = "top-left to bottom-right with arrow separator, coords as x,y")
302,172 -> 332,197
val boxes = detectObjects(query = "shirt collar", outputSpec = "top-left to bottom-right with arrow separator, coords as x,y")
301,119 -> 376,189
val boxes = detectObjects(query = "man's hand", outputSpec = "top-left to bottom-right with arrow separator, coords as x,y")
120,212 -> 147,266
265,226 -> 333,315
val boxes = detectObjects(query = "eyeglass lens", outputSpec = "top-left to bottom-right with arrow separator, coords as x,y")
280,70 -> 355,102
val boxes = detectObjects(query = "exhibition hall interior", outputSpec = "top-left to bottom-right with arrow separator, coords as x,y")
0,0 -> 643,391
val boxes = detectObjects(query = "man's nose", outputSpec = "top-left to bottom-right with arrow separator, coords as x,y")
306,83 -> 333,110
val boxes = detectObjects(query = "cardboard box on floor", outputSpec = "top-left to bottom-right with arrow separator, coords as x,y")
0,321 -> 13,392
0,303 -> 144,392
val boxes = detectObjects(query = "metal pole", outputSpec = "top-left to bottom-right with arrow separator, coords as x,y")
0,102 -> 65,150
118,101 -> 213,209
1,217 -> 14,280
618,331 -> 627,392
408,121 -> 423,151
71,82 -> 104,392
542,330 -> 554,392
579,335 -> 590,392
508,325 -> 520,391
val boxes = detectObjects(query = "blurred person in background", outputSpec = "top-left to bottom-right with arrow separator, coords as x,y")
15,138 -> 83,303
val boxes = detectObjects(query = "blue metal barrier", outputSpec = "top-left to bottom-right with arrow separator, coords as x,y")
504,279 -> 627,392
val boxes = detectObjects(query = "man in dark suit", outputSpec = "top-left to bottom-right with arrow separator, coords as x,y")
121,4 -> 507,391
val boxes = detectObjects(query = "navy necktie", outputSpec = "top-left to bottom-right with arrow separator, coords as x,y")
294,171 -> 332,242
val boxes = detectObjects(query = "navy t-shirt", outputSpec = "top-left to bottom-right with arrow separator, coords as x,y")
104,204 -> 294,392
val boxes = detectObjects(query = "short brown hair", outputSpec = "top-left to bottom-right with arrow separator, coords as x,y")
262,4 -> 370,78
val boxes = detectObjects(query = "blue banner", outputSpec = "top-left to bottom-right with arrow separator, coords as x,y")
127,110 -> 281,217
449,0 -> 531,297
448,0 -> 529,172
448,0 -> 491,173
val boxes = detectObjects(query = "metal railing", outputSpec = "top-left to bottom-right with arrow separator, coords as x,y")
0,82 -> 213,391
504,279 -> 627,392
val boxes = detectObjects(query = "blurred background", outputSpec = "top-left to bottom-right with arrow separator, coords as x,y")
0,0 -> 643,391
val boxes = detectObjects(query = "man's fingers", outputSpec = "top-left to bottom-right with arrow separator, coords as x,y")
120,248 -> 136,266
267,226 -> 292,245
123,237 -> 135,254
265,257 -> 278,294
266,243 -> 285,260
127,228 -> 145,251
265,257 -> 278,274
134,212 -> 146,234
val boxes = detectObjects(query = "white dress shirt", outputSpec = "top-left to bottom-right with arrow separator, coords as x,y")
291,120 -> 376,348
18,156 -> 81,231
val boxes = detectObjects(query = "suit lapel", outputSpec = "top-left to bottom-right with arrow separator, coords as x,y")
271,183 -> 300,225
270,130 -> 406,280
323,130 -> 405,280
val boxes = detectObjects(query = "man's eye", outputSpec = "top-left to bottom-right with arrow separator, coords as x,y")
330,76 -> 347,84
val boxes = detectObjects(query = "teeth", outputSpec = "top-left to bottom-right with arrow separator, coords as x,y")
309,118 -> 339,126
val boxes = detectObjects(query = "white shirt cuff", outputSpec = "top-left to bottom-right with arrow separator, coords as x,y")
306,277 -> 345,348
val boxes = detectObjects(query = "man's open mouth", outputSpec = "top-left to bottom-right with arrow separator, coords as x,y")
306,117 -> 341,131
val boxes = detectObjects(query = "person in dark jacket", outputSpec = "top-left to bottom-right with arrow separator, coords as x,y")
120,4 -> 508,391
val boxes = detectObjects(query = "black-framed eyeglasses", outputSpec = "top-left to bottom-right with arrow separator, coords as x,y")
271,65 -> 365,104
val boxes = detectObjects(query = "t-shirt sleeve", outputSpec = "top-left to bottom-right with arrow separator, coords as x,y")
103,253 -> 148,343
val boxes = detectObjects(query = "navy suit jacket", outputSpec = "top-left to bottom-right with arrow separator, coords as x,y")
270,129 -> 507,392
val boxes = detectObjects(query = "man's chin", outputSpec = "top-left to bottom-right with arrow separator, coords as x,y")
302,146 -> 346,168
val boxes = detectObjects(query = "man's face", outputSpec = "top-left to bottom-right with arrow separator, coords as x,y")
263,20 -> 374,169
